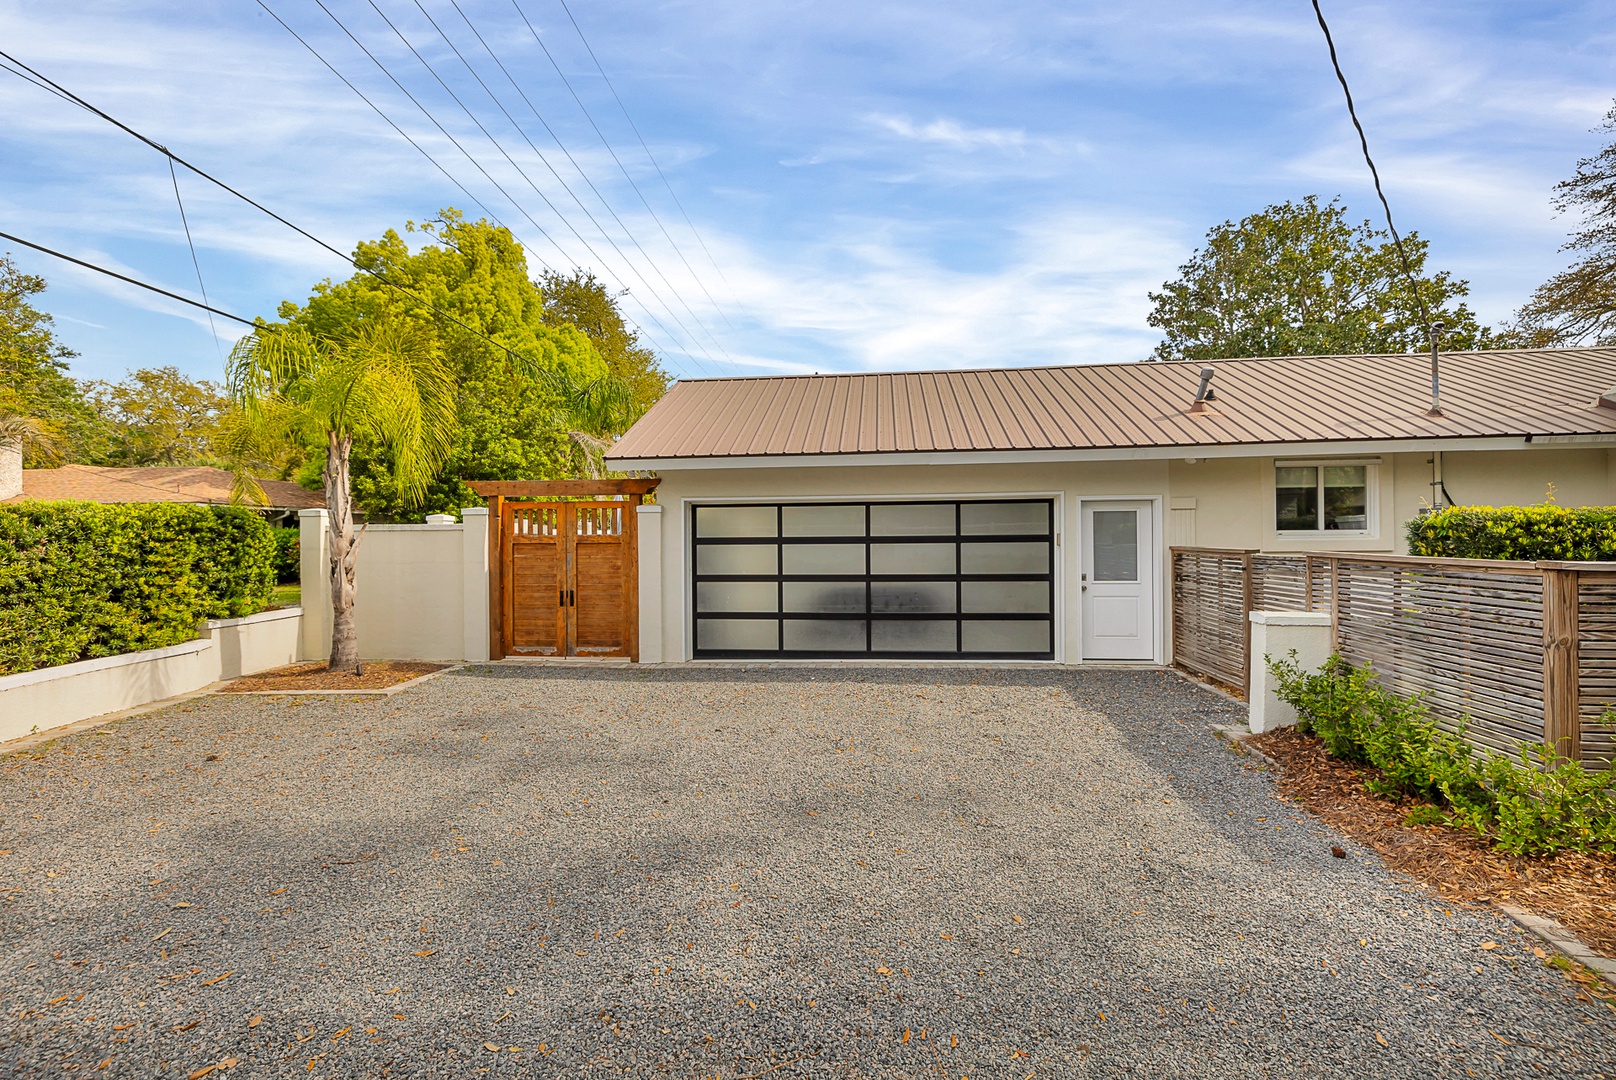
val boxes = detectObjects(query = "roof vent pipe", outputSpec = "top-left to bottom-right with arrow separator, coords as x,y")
1189,367 -> 1216,413
1427,320 -> 1445,418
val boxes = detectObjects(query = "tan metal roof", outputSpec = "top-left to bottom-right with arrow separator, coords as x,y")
6,465 -> 323,509
607,348 -> 1616,463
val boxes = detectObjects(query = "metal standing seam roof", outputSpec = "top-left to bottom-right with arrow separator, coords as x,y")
606,348 -> 1616,462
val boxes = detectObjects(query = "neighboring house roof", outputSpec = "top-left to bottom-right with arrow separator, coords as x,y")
606,348 -> 1616,465
5,465 -> 323,509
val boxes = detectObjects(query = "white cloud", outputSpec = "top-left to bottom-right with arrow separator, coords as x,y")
868,114 -> 1031,153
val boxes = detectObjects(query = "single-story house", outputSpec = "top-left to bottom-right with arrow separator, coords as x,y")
0,453 -> 322,522
605,347 -> 1616,666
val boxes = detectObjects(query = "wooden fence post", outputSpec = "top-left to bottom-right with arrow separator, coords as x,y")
1542,566 -> 1581,763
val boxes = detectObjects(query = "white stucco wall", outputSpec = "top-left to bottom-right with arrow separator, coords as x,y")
297,509 -> 490,664
643,444 -> 1616,666
0,607 -> 304,744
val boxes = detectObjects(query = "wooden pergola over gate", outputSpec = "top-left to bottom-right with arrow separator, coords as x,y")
470,479 -> 659,661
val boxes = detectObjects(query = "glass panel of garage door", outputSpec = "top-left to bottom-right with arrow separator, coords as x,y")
691,500 -> 1055,661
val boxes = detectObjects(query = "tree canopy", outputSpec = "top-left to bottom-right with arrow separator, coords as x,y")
1505,102 -> 1616,346
271,210 -> 664,518
1147,196 -> 1487,362
0,253 -> 100,463
81,366 -> 226,467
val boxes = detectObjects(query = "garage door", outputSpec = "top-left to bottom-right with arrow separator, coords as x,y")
691,500 -> 1054,660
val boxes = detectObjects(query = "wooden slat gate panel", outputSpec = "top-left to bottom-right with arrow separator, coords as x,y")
1170,548 -> 1250,689
501,500 -> 637,659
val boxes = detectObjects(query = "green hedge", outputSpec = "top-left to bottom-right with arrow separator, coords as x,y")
1407,504 -> 1616,561
1269,653 -> 1616,856
0,502 -> 276,675
271,527 -> 300,585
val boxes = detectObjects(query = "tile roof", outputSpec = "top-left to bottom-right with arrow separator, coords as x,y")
6,465 -> 322,509
606,348 -> 1616,463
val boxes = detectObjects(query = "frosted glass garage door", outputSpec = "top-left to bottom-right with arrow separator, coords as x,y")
691,501 -> 1054,659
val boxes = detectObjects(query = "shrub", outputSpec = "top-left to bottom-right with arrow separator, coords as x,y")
1406,504 -> 1616,561
271,527 -> 300,585
0,501 -> 276,675
1267,652 -> 1616,856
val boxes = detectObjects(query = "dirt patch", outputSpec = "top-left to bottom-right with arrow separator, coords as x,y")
220,661 -> 445,692
1248,725 -> 1616,964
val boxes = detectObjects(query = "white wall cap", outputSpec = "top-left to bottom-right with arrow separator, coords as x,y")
1249,610 -> 1332,626
424,514 -> 457,525
461,506 -> 489,517
203,607 -> 304,631
0,637 -> 214,692
299,507 -> 329,519
636,503 -> 663,514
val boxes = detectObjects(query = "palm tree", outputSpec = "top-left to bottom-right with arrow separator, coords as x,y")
0,414 -> 63,464
221,319 -> 456,673
538,368 -> 641,479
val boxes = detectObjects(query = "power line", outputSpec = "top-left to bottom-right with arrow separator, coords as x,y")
168,157 -> 222,357
251,4 -> 692,373
250,0 -> 534,266
0,229 -> 257,326
550,0 -> 742,321
511,0 -> 736,333
1309,0 -> 1433,335
436,0 -> 730,368
0,49 -> 649,377
362,0 -> 719,372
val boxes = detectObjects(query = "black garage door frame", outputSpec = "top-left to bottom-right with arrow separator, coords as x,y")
690,498 -> 1056,660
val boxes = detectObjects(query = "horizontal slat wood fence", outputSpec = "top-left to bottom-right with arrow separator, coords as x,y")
1171,547 -> 1616,766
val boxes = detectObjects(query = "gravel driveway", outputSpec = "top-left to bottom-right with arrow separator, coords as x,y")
3,665 -> 1613,1078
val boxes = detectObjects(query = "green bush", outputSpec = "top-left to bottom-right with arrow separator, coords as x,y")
1267,652 -> 1616,856
270,527 -> 300,585
0,502 -> 276,675
1406,504 -> 1616,561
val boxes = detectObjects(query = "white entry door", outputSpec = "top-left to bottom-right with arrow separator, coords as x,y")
1080,501 -> 1156,661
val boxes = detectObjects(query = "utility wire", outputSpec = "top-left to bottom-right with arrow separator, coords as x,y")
438,0 -> 730,366
511,0 -> 736,332
550,0 -> 742,319
251,0 -> 535,267
375,0 -> 718,372
167,157 -> 222,357
1309,0 -> 1433,335
0,49 -> 668,378
252,3 -> 697,372
0,229 -> 257,326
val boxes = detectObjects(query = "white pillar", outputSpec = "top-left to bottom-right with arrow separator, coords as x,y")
1248,610 -> 1333,733
636,503 -> 664,664
298,508 -> 332,663
461,507 -> 490,663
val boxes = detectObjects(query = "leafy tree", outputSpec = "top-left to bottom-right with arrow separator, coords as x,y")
1147,196 -> 1487,362
221,319 -> 457,672
1503,102 -> 1616,346
81,366 -> 227,467
0,254 -> 104,463
538,269 -> 669,414
276,211 -> 631,519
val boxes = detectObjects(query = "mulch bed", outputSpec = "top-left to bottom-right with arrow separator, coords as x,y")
219,661 -> 446,692
1247,726 -> 1616,963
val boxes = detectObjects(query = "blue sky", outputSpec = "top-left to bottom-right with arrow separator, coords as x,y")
2,1 -> 1613,385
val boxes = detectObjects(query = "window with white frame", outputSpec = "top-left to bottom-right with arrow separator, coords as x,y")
1275,461 -> 1376,534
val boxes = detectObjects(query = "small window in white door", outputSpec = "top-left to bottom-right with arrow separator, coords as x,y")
1090,510 -> 1139,581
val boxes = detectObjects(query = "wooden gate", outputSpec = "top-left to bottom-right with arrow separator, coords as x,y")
470,479 -> 659,661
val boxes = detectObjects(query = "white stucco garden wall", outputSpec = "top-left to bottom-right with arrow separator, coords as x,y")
0,607 -> 304,744
297,508 -> 490,665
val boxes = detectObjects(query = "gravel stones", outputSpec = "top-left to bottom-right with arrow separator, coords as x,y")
2,665 -> 1613,1077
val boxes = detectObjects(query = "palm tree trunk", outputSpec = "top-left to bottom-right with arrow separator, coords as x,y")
324,431 -> 362,673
